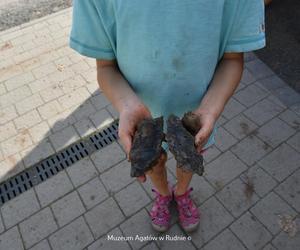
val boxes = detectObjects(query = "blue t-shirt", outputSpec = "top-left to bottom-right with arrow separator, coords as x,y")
70,0 -> 265,150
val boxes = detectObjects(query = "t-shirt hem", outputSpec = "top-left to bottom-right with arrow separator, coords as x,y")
69,37 -> 116,60
225,34 -> 266,53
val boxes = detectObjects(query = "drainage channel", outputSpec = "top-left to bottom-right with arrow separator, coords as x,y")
0,119 -> 119,207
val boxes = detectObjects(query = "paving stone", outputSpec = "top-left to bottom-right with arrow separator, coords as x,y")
203,229 -> 246,250
0,226 -> 24,250
28,121 -> 51,143
85,197 -> 125,238
244,98 -> 285,126
48,109 -> 77,133
202,144 -> 221,163
39,85 -> 64,103
74,118 -> 96,138
1,130 -> 33,157
246,59 -> 274,80
70,60 -> 90,74
273,86 -> 300,107
89,108 -> 114,130
21,140 -> 55,167
240,68 -> 256,85
87,227 -> 131,250
1,189 -> 40,228
100,160 -> 134,194
115,181 -> 151,216
189,197 -> 234,248
234,84 -> 268,107
257,118 -> 296,147
35,171 -> 74,207
223,113 -> 258,140
0,217 -> 4,234
15,94 -> 44,115
141,242 -> 159,250
216,178 -> 259,218
290,102 -> 300,116
49,216 -> 93,250
215,127 -> 238,152
240,164 -> 278,197
120,209 -> 160,249
230,212 -> 272,250
231,135 -> 272,166
259,74 -> 286,91
106,104 -> 119,119
0,83 -> 7,95
222,98 -> 246,120
91,142 -> 126,173
14,109 -> 42,130
0,105 -> 18,125
51,191 -> 85,227
58,87 -> 90,109
0,121 -> 17,142
78,177 -> 109,209
157,224 -> 196,250
66,158 -> 98,187
287,132 -> 300,152
90,93 -> 110,111
262,243 -> 278,250
59,75 -> 87,95
275,169 -> 300,212
250,192 -> 298,235
204,151 -> 247,190
32,62 -> 57,79
73,102 -> 96,122
279,109 -> 300,130
37,100 -> 64,120
189,174 -> 216,206
267,94 -> 287,109
272,217 -> 300,250
86,83 -> 101,96
0,85 -> 32,108
216,115 -> 227,127
0,153 -> 25,182
49,126 -> 80,151
244,52 -> 257,62
29,239 -> 51,250
259,143 -> 300,182
19,207 -> 58,249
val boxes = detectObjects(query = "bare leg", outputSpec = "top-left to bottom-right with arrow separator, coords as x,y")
145,152 -> 170,196
174,165 -> 193,196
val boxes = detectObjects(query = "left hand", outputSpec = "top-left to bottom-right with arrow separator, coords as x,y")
193,109 -> 217,153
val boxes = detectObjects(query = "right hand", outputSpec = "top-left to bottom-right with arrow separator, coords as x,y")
118,101 -> 152,181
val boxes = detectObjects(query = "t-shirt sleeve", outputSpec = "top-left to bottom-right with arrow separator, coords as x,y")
69,0 -> 115,60
225,0 -> 266,53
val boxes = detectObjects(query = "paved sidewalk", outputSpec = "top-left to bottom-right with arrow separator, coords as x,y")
0,8 -> 299,250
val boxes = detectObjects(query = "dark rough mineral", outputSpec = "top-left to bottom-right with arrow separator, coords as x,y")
166,113 -> 204,175
129,117 -> 165,177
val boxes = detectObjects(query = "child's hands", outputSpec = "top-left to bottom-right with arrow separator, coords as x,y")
193,110 -> 216,153
118,101 -> 152,182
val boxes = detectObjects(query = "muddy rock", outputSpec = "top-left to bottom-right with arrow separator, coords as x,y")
166,113 -> 204,175
129,117 -> 165,177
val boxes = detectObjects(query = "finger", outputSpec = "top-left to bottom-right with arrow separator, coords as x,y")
119,132 -> 133,161
195,126 -> 210,147
137,175 -> 146,183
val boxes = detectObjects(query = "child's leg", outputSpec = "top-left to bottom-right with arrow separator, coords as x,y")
174,148 -> 207,195
145,152 -> 170,196
174,167 -> 193,195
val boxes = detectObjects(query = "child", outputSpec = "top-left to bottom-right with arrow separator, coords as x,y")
70,0 -> 265,232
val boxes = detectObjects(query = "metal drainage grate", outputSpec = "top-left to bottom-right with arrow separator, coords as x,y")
0,119 -> 119,206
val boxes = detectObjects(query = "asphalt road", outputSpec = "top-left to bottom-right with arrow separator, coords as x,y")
0,0 -> 72,31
